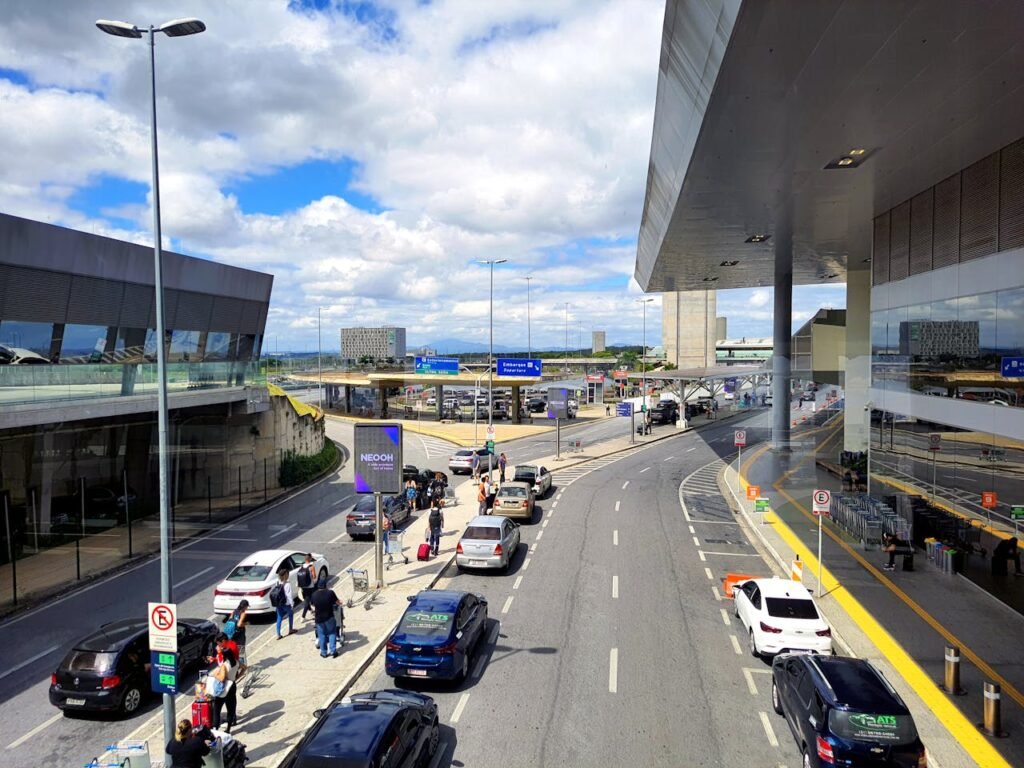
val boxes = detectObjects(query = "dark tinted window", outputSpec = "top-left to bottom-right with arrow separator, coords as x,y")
766,597 -> 818,620
829,711 -> 918,744
397,609 -> 455,639
62,650 -> 117,674
500,486 -> 528,498
462,525 -> 501,540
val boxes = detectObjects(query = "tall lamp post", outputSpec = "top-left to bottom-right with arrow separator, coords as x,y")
522,276 -> 533,358
96,15 -> 206,753
317,307 -> 323,410
637,298 -> 654,412
563,302 -> 570,373
479,259 -> 507,476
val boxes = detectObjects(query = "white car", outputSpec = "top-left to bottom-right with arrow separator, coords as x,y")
213,549 -> 329,615
733,578 -> 832,658
723,391 -> 735,400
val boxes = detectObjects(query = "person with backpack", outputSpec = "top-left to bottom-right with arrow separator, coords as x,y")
309,578 -> 343,658
297,553 -> 317,621
223,600 -> 248,678
271,566 -> 294,639
427,498 -> 444,556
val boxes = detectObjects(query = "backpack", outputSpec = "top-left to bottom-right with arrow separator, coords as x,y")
429,508 -> 442,528
223,618 -> 237,639
268,582 -> 285,608
296,566 -> 312,589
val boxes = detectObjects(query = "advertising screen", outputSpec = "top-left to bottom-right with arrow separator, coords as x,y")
354,423 -> 403,494
547,387 -> 569,419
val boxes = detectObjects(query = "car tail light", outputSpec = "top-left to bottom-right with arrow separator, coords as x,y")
816,627 -> 832,637
50,673 -> 58,686
346,514 -> 356,521
494,543 -> 503,556
434,641 -> 459,654
214,588 -> 225,596
522,501 -> 528,508
244,587 -> 271,597
101,675 -> 122,690
386,639 -> 400,651
456,542 -> 463,554
917,748 -> 927,767
816,735 -> 834,764
759,621 -> 783,634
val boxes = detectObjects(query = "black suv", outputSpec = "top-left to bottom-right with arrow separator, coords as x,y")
650,401 -> 679,424
49,618 -> 217,716
294,689 -> 440,768
346,494 -> 410,539
771,654 -> 927,767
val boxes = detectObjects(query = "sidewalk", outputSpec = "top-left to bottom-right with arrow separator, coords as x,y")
726,421 -> 1022,768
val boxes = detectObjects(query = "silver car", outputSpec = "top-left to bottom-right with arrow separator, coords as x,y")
456,516 -> 521,572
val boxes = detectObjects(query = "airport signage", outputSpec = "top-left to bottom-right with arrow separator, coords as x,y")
746,485 -> 760,501
812,489 -> 831,516
754,498 -> 770,513
148,602 -> 177,653
150,651 -> 178,695
547,388 -> 569,419
928,433 -> 942,451
734,430 -> 747,447
1000,356 -> 1024,378
496,358 -> 542,377
414,356 -> 459,375
1011,505 -> 1024,520
981,491 -> 998,509
354,423 -> 403,494
615,402 -> 633,417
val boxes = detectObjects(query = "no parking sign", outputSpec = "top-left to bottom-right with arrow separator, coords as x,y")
812,489 -> 831,516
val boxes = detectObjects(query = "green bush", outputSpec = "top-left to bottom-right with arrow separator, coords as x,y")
279,440 -> 339,487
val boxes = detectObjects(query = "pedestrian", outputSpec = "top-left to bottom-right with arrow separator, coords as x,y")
712,399 -> 719,419
224,600 -> 248,678
477,477 -> 489,515
992,536 -> 1023,576
471,452 -> 480,480
498,452 -> 508,483
881,532 -> 907,571
272,566 -> 294,639
405,478 -> 418,511
298,553 -> 317,621
309,578 -> 343,658
428,498 -> 444,556
166,719 -> 212,768
209,646 -> 237,732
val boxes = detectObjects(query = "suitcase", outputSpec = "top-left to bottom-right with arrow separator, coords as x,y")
192,698 -> 213,729
417,543 -> 431,561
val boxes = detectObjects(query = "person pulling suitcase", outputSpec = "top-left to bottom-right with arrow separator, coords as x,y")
427,498 -> 444,556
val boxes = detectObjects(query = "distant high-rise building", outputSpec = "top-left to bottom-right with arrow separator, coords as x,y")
662,290 -> 717,369
716,316 -> 727,342
341,326 -> 406,361
592,331 -> 606,353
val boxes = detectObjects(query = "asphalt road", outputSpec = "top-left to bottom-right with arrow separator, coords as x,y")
352,412 -> 804,767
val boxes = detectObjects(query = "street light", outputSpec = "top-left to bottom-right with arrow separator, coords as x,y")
563,302 -> 570,373
637,298 -> 654,413
522,276 -> 533,359
479,259 -> 507,477
97,14 -> 206,754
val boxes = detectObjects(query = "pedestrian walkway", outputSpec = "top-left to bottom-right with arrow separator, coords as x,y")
728,417 -> 1022,768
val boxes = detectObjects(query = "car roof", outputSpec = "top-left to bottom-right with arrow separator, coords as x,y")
409,589 -> 468,612
750,578 -> 813,599
74,619 -> 148,652
233,550 -> 294,567
515,464 -> 539,471
299,699 -> 403,765
497,482 -> 531,492
804,656 -> 908,712
466,515 -> 508,528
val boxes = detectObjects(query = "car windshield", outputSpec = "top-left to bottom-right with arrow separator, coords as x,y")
514,468 -> 536,479
227,564 -> 272,582
765,597 -> 818,620
354,497 -> 376,512
829,711 -> 918,744
500,486 -> 527,498
455,450 -> 473,457
398,609 -> 455,639
62,649 -> 117,675
462,525 -> 500,540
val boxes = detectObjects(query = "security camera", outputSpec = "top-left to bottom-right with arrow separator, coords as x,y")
863,400 -> 873,412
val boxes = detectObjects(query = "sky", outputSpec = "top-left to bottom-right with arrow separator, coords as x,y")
0,0 -> 844,353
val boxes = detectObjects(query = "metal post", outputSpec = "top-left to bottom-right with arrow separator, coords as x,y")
564,303 -> 569,373
816,513 -> 823,597
207,476 -> 212,523
980,682 -> 1008,737
736,444 -> 742,493
941,646 -> 966,695
31,489 -> 38,554
488,264 -> 495,478
524,276 -> 532,358
555,418 -> 561,459
374,492 -> 384,589
317,307 -> 323,410
4,496 -> 16,606
124,469 -> 133,558
264,457 -> 268,502
630,410 -> 635,444
237,465 -> 242,513
931,453 -> 937,503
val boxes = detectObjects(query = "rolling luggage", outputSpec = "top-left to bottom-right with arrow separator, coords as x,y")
417,543 -> 431,561
192,698 -> 213,729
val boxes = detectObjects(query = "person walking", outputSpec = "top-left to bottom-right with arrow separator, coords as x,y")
711,399 -> 719,420
606,403 -> 611,416
209,646 -> 237,732
405,478 -> 418,511
498,453 -> 508,483
309,578 -> 343,658
166,719 -> 212,768
477,476 -> 489,516
471,452 -> 481,480
298,554 -> 317,622
272,566 -> 294,639
223,600 -> 248,678
428,498 -> 444,556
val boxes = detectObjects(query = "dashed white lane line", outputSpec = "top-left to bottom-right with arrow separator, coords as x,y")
0,645 -> 59,682
609,648 -> 619,693
536,530 -> 544,541
686,447 -> 697,452
698,550 -> 707,562
6,712 -> 62,749
663,456 -> 675,461
552,501 -> 558,509
730,635 -> 743,655
546,508 -> 553,518
331,494 -> 354,508
612,575 -> 619,599
614,500 -> 621,512
613,530 -> 619,546
743,668 -> 758,695
691,536 -> 700,547
701,550 -> 761,557
450,693 -> 470,723
688,525 -> 695,534
530,542 -> 538,552
760,712 -> 779,747
704,567 -> 714,580
269,522 -> 297,538
522,557 -> 531,571
622,481 -> 629,490
720,608 -> 730,626
501,596 -> 514,614
173,566 -> 214,590
639,467 -> 651,473
329,529 -> 350,543
542,519 -> 549,528
711,586 -> 722,602
513,575 -> 523,590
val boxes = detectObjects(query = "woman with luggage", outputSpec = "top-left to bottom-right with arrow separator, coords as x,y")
167,718 -> 212,768
209,646 -> 238,732
225,599 -> 249,677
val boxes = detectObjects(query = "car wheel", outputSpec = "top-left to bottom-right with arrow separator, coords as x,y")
771,679 -> 783,715
318,566 -> 328,585
802,747 -> 812,768
120,683 -> 143,716
426,719 -> 440,759
749,629 -> 760,659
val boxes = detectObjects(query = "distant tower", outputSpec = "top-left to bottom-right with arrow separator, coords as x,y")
662,290 -> 717,369
592,331 -> 606,353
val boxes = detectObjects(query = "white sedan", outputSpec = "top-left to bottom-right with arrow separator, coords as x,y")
213,549 -> 329,615
733,578 -> 832,658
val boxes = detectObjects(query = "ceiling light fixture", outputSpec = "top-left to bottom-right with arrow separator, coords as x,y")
837,157 -> 854,166
744,234 -> 771,243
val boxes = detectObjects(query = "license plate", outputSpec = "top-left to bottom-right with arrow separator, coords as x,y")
357,520 -> 371,526
65,698 -> 86,706
407,669 -> 428,677
470,560 -> 486,566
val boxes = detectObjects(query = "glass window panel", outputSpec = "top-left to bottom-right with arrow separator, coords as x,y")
996,287 -> 1024,356
168,330 -> 200,362
60,324 -> 110,363
0,320 -> 55,357
203,332 -> 233,361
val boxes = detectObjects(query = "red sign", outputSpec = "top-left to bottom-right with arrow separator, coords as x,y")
586,374 -> 605,383
151,605 -> 174,631
746,485 -> 760,501
734,430 -> 747,447
982,491 -> 998,509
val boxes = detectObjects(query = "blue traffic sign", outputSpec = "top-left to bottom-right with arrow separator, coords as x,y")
616,402 -> 633,417
1001,357 -> 1024,378
415,356 -> 459,375
150,650 -> 178,695
496,358 -> 543,377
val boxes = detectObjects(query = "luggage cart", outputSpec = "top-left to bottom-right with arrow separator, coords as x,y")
385,529 -> 409,569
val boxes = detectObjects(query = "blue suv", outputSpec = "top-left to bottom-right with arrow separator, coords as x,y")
386,590 -> 488,682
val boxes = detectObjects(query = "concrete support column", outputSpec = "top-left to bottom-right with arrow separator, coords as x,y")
436,385 -> 444,420
512,385 -> 522,424
844,268 -> 871,452
377,384 -> 386,418
772,242 -> 793,450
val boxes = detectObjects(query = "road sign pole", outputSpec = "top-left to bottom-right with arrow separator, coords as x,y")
630,411 -> 635,444
932,453 -> 937,503
374,492 -> 384,589
817,514 -> 823,597
736,444 -> 741,493
555,418 -> 561,459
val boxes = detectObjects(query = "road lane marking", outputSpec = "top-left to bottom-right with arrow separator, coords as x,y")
513,575 -> 523,590
530,542 -> 538,552
269,522 -> 297,538
704,567 -> 714,580
720,608 -> 730,626
501,596 -> 514,614
173,566 -> 213,590
329,529 -> 350,543
609,648 -> 618,693
331,494 -> 354,508
711,586 -> 721,602
612,575 -> 619,599
688,525 -> 695,534
759,712 -> 779,747
691,536 -> 700,546
664,456 -> 675,461
552,501 -> 558,509
450,693 -> 470,723
536,530 -> 544,540
730,635 -> 742,655
614,500 -> 620,512
702,551 -> 761,557
622,481 -> 629,490
0,644 -> 59,681
743,668 -> 758,695
686,447 -> 697,452
613,530 -> 618,546
6,712 -> 62,750
542,519 -> 549,528
639,467 -> 650,473
698,550 -> 706,561
522,557 -> 531,571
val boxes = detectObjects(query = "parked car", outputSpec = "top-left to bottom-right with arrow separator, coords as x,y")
513,464 -> 552,497
492,400 -> 509,420
527,398 -> 547,413
771,654 -> 927,768
213,549 -> 329,615
448,448 -> 491,475
346,494 -> 410,539
734,578 -> 832,657
49,617 -> 218,716
386,590 -> 488,682
492,481 -> 535,520
292,689 -> 440,768
456,515 -> 521,571
0,344 -> 49,364
650,401 -> 679,424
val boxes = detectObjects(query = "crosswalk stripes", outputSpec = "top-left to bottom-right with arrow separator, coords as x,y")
414,435 -> 458,459
550,446 -> 649,487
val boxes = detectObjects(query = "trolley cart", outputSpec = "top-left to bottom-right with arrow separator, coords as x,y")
385,529 -> 409,569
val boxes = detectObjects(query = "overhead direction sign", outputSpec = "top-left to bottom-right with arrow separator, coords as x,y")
354,423 -> 403,494
414,356 -> 459,375
496,358 -> 542,377
812,489 -> 831,516
734,430 -> 747,447
148,601 -> 177,653
1001,357 -> 1024,378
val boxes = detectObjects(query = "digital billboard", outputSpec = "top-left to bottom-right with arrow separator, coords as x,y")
354,423 -> 403,494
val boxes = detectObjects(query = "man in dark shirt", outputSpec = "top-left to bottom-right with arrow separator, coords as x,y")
309,580 -> 343,658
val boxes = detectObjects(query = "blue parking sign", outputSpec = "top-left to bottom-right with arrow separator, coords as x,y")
1001,357 -> 1024,378
615,402 -> 633,417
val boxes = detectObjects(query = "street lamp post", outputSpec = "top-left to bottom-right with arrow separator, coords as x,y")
479,259 -> 507,477
564,302 -> 570,373
522,276 -> 533,359
637,298 -> 654,415
97,15 -> 206,755
317,307 -> 323,410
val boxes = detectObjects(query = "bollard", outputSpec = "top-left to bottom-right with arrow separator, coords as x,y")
790,555 -> 803,582
940,646 -> 966,695
978,682 -> 1008,737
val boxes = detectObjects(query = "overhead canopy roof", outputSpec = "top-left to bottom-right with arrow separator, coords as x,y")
293,372 -> 541,388
636,0 -> 1024,292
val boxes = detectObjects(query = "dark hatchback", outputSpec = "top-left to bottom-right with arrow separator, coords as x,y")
346,494 -> 410,540
771,654 -> 927,767
293,689 -> 439,768
49,618 -> 218,717
385,590 -> 488,683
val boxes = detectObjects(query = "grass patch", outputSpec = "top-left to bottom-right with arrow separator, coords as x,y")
279,440 -> 339,487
